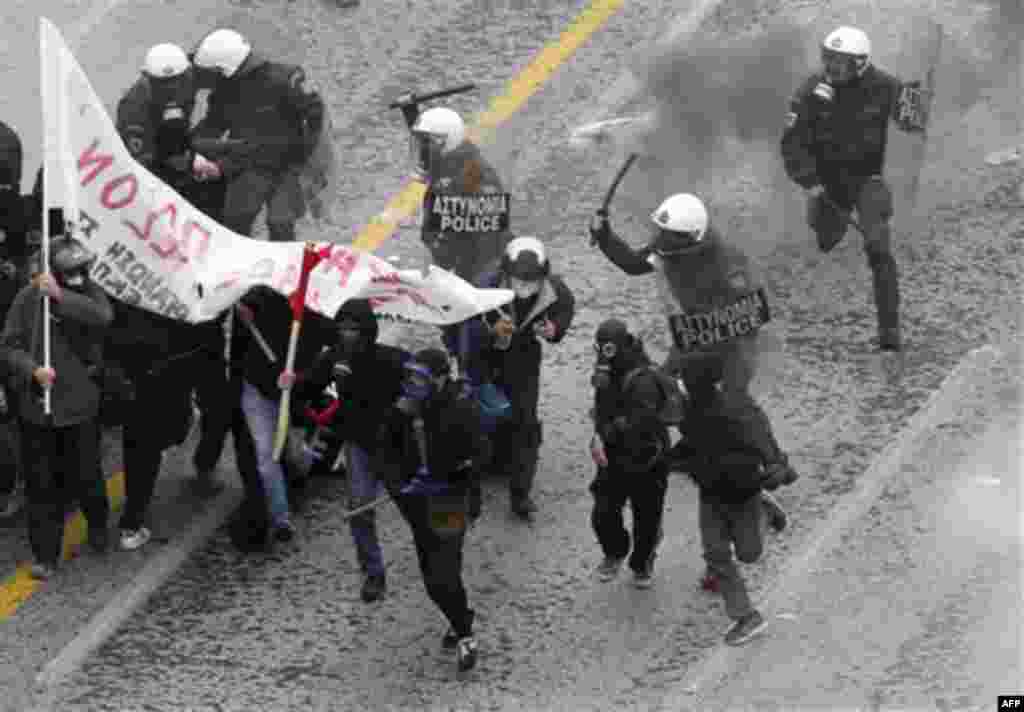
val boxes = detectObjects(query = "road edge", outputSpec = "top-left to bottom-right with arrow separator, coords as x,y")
25,487 -> 243,709
669,341 -> 1009,709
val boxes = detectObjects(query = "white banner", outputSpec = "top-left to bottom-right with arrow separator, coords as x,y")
39,18 -> 513,325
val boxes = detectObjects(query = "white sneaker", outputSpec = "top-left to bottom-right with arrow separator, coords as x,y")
119,527 -> 152,551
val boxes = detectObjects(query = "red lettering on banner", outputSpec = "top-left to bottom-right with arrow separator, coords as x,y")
100,174 -> 138,210
371,272 -> 401,285
78,139 -> 114,187
180,220 -> 211,263
321,248 -> 359,288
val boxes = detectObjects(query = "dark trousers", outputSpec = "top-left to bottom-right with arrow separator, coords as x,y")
221,168 -> 304,242
808,175 -> 900,343
491,354 -> 542,500
590,465 -> 668,573
391,489 -> 474,638
20,419 -> 108,565
698,490 -> 765,621
193,349 -> 235,475
0,419 -> 19,495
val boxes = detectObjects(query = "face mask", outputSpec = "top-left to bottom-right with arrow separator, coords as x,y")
60,270 -> 88,289
510,277 -> 541,300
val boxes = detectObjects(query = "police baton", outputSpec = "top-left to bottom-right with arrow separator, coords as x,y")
387,83 -> 477,109
591,153 -> 638,245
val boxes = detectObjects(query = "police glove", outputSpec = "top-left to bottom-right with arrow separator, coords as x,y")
761,456 -> 799,491
589,211 -> 611,245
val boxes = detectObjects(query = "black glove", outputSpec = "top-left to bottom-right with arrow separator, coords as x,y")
589,211 -> 611,245
761,456 -> 799,491
392,92 -> 420,129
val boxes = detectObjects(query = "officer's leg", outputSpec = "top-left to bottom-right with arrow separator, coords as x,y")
807,191 -> 850,253
266,170 -> 305,243
221,170 -> 278,237
856,176 -> 901,350
699,491 -> 755,621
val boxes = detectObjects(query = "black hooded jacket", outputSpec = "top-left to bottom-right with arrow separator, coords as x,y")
297,298 -> 412,453
592,345 -> 669,474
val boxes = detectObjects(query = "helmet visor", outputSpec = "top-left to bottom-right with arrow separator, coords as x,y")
649,227 -> 704,257
409,131 -> 445,179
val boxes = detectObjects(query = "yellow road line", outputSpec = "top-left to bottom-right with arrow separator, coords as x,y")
0,0 -> 626,622
352,0 -> 625,252
0,471 -> 125,620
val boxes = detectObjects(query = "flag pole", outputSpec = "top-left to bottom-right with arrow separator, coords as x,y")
39,19 -> 53,417
272,242 -> 323,462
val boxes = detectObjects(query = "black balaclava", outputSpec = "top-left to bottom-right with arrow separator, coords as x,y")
592,318 -> 639,390
49,237 -> 96,292
330,298 -> 379,384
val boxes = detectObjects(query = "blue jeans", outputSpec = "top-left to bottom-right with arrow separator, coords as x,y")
345,443 -> 385,578
241,380 -> 291,529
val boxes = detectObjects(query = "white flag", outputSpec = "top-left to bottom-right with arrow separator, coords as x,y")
38,17 -> 512,325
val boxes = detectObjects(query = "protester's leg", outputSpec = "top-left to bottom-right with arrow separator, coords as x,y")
393,492 -> 474,638
118,403 -> 164,534
240,381 -> 291,530
20,422 -> 61,567
193,350 -> 232,483
65,421 -> 110,548
856,176 -> 901,350
626,468 -> 668,575
345,444 -> 386,580
806,189 -> 850,253
699,491 -> 755,621
266,170 -> 305,243
589,472 -> 631,563
731,493 -> 766,565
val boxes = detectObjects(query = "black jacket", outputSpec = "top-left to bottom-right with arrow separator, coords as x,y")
194,52 -> 325,176
300,342 -> 412,455
593,351 -> 669,475
240,286 -> 338,402
374,382 -> 489,491
678,391 -> 775,502
116,77 -> 195,184
781,65 -> 903,188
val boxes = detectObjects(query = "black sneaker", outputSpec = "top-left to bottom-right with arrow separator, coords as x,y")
361,574 -> 387,603
443,609 -> 475,649
761,492 -> 788,533
724,610 -> 768,646
272,522 -> 296,544
456,636 -> 478,672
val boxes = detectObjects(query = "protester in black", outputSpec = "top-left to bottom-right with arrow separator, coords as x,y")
0,237 -> 113,579
372,348 -> 489,672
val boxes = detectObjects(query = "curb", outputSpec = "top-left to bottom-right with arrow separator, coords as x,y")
26,486 -> 243,709
669,342 -> 1006,709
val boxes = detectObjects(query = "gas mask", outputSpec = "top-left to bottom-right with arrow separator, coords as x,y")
591,340 -> 619,390
396,361 -> 439,416
149,73 -> 194,127
509,276 -> 541,301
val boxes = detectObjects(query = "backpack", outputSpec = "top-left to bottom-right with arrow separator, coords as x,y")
622,365 -> 687,426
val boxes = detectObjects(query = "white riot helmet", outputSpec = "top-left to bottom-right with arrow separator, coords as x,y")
142,43 -> 190,78
821,26 -> 872,84
192,29 -> 252,79
502,236 -> 549,299
410,107 -> 466,179
649,193 -> 709,257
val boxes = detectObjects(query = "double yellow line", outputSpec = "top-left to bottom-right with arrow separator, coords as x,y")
0,0 -> 626,622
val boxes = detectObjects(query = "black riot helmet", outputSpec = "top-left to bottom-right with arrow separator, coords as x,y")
592,318 -> 634,389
